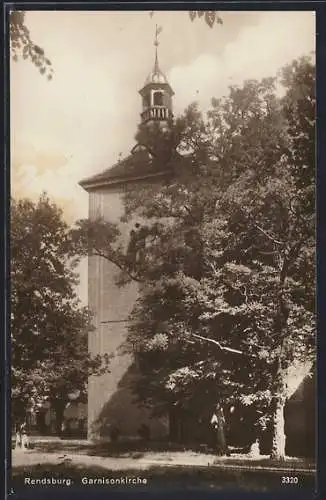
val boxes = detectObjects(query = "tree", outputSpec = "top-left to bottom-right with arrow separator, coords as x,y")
11,194 -> 110,435
188,11 -> 223,28
150,10 -> 223,28
71,55 -> 315,458
9,10 -> 53,78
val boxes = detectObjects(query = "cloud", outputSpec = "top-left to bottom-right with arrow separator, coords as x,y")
11,146 -> 69,173
11,11 -> 315,305
224,11 -> 315,81
169,54 -> 224,112
11,153 -> 88,222
168,11 -> 315,114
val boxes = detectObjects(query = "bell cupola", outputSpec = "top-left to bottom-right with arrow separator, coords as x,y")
139,25 -> 174,126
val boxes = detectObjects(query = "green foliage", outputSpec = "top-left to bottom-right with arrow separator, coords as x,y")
280,56 -> 315,211
188,11 -> 223,28
74,56 -> 315,453
149,10 -> 223,29
11,194 -> 110,424
9,11 -> 53,79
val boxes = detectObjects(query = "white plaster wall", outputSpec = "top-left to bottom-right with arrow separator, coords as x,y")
87,186 -> 168,440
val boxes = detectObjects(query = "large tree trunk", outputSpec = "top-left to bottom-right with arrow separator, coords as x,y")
13,400 -> 27,448
216,423 -> 228,456
52,402 -> 66,436
169,406 -> 183,443
15,419 -> 30,451
211,406 -> 230,456
269,280 -> 290,460
14,407 -> 28,450
270,396 -> 286,460
15,428 -> 22,450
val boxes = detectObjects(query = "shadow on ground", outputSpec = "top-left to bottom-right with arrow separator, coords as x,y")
25,440 -> 315,471
11,462 -> 315,493
27,440 -> 216,458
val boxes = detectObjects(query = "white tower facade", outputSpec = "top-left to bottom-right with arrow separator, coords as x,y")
79,29 -> 174,441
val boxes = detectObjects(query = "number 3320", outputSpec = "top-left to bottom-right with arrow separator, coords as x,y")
282,476 -> 298,484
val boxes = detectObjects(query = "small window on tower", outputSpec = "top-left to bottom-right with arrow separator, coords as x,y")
153,91 -> 164,106
143,95 -> 150,109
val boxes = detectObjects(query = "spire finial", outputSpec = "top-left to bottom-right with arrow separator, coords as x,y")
154,24 -> 162,71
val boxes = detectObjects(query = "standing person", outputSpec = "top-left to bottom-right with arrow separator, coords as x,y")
210,403 -> 230,456
20,422 -> 30,450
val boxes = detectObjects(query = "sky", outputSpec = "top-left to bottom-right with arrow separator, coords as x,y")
11,10 -> 316,303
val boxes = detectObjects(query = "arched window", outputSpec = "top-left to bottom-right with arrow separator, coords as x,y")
153,91 -> 164,106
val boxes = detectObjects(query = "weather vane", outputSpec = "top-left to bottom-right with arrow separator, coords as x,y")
154,24 -> 162,47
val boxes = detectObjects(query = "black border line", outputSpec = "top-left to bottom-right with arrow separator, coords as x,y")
2,2 -> 325,499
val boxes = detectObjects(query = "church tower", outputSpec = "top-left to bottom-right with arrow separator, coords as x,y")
79,27 -> 173,441
139,25 -> 174,126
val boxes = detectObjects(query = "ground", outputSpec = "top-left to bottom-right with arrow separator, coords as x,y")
10,438 -> 316,494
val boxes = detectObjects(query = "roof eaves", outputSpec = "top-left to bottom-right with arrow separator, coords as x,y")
79,169 -> 172,191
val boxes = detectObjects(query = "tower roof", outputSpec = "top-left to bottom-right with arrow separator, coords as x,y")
142,25 -> 171,89
144,66 -> 169,86
144,49 -> 169,86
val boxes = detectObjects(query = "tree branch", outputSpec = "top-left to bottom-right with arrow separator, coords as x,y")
279,235 -> 306,287
254,224 -> 284,246
191,333 -> 244,355
92,246 -> 143,283
207,261 -> 219,277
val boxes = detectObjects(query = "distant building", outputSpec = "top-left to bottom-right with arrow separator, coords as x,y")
25,399 -> 87,437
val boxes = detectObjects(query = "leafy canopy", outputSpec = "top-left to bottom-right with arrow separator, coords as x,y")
10,11 -> 53,78
11,194 -> 110,423
71,55 -> 315,435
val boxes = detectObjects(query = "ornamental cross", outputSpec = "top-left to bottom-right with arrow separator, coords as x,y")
154,25 -> 163,47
